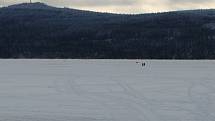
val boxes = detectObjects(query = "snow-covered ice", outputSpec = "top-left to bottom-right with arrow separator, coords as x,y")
0,59 -> 215,121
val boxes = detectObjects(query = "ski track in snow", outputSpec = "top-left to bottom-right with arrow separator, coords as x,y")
0,59 -> 215,121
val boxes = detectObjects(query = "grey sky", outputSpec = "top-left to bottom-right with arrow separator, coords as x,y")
0,0 -> 215,13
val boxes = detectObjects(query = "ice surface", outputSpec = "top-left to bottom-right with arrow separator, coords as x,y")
0,59 -> 215,121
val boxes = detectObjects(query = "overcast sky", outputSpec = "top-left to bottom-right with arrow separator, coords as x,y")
1,0 -> 215,13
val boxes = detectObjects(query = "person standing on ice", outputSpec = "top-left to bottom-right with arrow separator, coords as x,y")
142,62 -> 146,67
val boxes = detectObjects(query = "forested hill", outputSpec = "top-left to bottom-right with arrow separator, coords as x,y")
1,3 -> 215,59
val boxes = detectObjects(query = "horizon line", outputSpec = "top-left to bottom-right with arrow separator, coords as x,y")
1,2 -> 215,15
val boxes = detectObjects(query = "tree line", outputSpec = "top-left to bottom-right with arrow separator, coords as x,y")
0,3 -> 215,59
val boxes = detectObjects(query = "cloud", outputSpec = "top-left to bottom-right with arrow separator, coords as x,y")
0,0 -> 215,13
168,0 -> 214,3
164,0 -> 215,11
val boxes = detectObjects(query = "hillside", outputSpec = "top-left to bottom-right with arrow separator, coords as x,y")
1,3 -> 215,59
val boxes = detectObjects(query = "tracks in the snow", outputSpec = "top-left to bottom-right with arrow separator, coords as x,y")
53,74 -> 215,121
188,79 -> 215,121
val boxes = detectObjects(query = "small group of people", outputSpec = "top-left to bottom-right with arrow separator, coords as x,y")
136,61 -> 146,67
142,62 -> 146,67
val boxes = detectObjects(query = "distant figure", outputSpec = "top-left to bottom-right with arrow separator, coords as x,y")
142,62 -> 146,67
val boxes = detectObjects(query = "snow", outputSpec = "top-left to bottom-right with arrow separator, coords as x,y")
0,59 -> 215,121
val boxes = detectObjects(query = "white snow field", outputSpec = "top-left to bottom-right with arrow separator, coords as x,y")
0,59 -> 215,121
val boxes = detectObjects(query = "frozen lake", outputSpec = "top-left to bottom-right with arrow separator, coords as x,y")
0,59 -> 215,121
